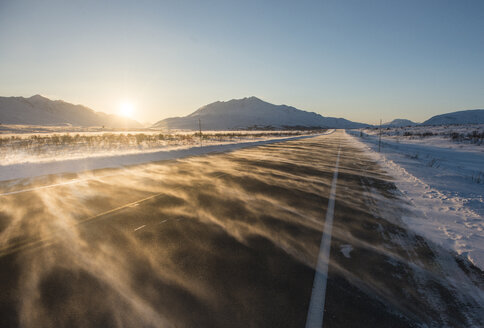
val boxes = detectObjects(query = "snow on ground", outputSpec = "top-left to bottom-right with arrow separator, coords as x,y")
361,124 -> 484,152
346,129 -> 484,270
0,131 -> 334,182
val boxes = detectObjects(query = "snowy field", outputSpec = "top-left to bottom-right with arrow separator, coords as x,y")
362,123 -> 484,151
0,125 -> 329,181
346,127 -> 484,270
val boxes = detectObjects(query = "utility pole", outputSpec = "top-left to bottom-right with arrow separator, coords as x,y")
198,118 -> 202,147
378,119 -> 382,152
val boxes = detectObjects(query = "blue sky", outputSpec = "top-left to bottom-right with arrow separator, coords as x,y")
1,0 -> 483,124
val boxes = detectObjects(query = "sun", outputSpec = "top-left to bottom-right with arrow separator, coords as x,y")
118,102 -> 135,118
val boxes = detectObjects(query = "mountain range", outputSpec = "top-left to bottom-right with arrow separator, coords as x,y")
380,109 -> 484,127
421,109 -> 484,126
0,95 -> 141,128
1,95 -> 483,130
153,97 -> 368,130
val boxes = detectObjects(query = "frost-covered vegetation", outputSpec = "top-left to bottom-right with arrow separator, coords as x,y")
363,124 -> 484,146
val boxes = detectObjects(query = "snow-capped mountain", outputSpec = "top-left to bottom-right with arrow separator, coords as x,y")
153,97 -> 368,130
0,95 -> 141,128
383,119 -> 417,127
422,109 -> 484,126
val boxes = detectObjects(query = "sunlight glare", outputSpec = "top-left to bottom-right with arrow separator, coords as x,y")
118,102 -> 135,118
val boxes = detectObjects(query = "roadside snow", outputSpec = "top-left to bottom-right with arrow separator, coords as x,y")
346,130 -> 484,270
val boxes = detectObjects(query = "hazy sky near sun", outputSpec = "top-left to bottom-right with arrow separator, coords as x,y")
1,0 -> 483,124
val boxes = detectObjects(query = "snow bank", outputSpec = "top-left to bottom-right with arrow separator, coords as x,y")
346,130 -> 484,270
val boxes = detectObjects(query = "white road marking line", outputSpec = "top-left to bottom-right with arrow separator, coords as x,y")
305,147 -> 341,328
134,225 -> 146,232
0,172 -> 121,196
0,178 -> 88,196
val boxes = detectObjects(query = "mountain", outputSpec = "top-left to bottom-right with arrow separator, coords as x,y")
421,109 -> 484,126
0,95 -> 141,128
383,119 -> 417,127
153,97 -> 368,130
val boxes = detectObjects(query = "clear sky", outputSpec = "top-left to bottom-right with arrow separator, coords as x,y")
1,0 -> 483,125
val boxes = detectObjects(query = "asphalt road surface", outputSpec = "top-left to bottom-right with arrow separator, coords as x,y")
0,130 -> 482,327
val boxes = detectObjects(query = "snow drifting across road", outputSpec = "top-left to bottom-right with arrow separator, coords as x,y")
346,130 -> 484,270
0,132 -> 333,182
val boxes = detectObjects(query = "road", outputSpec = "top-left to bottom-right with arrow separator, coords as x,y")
0,130 -> 482,327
